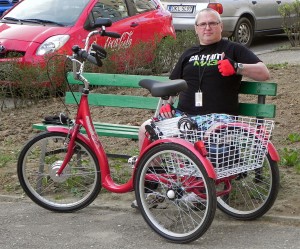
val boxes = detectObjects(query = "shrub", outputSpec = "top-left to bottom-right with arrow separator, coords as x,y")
0,54 -> 67,109
278,0 -> 300,47
151,30 -> 198,74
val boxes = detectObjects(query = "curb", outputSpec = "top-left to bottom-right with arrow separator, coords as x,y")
1,194 -> 299,226
261,215 -> 300,226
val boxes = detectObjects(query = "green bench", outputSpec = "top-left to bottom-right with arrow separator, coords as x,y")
33,72 -> 277,140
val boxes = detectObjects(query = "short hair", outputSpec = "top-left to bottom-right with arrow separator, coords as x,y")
195,8 -> 222,25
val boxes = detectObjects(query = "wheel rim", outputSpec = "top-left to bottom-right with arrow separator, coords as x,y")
237,23 -> 251,45
217,155 -> 274,215
137,149 -> 213,238
21,135 -> 99,208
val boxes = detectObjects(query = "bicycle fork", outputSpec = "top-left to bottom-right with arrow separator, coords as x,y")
55,124 -> 81,176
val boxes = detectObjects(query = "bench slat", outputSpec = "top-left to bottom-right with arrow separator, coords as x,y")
95,122 -> 139,130
238,103 -> 276,118
240,81 -> 277,96
65,92 -> 159,109
66,92 -> 276,118
67,73 -> 168,88
32,123 -> 139,139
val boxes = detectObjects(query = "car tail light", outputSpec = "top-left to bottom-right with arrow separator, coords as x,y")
208,3 -> 223,14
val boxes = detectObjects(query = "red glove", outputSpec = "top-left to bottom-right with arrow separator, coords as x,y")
159,103 -> 175,119
218,58 -> 237,76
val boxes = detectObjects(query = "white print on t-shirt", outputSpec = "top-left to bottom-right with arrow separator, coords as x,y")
189,53 -> 223,67
189,53 -> 223,62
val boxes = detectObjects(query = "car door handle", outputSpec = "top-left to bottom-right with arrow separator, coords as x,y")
130,22 -> 139,27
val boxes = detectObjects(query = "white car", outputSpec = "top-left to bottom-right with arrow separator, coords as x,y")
161,0 -> 294,47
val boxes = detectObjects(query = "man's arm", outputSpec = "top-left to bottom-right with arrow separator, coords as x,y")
218,52 -> 270,81
238,62 -> 270,81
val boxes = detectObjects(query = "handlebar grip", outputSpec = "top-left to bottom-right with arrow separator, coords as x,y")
92,44 -> 107,59
77,49 -> 101,67
106,31 -> 121,38
101,30 -> 121,38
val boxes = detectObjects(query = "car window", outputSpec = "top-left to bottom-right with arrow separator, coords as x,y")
92,0 -> 129,22
133,0 -> 157,13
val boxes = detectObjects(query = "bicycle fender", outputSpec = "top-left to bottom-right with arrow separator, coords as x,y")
46,127 -> 92,147
268,142 -> 280,162
140,138 -> 217,179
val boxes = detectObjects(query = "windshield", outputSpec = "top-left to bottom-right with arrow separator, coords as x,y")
2,0 -> 90,26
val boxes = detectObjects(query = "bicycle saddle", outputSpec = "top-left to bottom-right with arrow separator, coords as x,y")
139,79 -> 187,97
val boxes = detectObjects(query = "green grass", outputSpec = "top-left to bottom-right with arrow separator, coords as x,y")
279,131 -> 300,174
266,62 -> 289,69
287,133 -> 300,143
0,153 -> 15,168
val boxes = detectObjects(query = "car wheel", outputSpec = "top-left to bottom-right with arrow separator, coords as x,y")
233,17 -> 254,47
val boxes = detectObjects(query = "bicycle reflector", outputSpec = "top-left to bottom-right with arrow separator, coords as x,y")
194,140 -> 208,157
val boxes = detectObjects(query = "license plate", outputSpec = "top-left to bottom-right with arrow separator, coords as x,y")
167,5 -> 194,13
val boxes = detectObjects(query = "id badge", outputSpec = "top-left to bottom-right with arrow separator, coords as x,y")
195,91 -> 203,107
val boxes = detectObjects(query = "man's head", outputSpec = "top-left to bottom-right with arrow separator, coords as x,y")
194,8 -> 223,45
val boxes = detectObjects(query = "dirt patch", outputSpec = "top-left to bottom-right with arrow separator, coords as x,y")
0,65 -> 299,217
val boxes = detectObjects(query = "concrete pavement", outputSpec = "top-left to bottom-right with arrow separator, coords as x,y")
1,190 -> 300,227
255,47 -> 300,65
1,198 -> 299,249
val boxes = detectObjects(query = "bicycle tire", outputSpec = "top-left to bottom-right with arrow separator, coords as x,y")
17,131 -> 101,212
217,153 -> 280,220
135,143 -> 216,243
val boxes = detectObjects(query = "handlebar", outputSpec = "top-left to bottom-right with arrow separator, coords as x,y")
67,19 -> 121,89
72,45 -> 101,66
71,26 -> 121,67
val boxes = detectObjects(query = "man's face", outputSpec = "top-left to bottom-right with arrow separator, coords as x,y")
194,12 -> 223,45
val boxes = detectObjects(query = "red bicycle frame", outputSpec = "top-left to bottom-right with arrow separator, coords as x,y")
49,88 -> 216,194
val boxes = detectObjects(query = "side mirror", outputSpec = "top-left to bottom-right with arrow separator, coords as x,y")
94,18 -> 112,28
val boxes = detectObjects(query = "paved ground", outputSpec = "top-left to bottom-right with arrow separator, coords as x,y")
256,48 -> 300,65
0,196 -> 300,249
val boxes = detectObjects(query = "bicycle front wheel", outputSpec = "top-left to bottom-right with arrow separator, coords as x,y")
217,153 -> 280,220
135,143 -> 216,244
17,131 -> 101,212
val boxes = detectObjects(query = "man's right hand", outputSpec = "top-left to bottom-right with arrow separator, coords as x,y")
159,103 -> 175,119
218,52 -> 237,76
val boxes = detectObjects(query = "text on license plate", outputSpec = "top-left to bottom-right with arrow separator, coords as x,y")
168,5 -> 194,13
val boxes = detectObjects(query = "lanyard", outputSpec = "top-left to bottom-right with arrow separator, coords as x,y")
197,46 -> 207,92
196,47 -> 207,107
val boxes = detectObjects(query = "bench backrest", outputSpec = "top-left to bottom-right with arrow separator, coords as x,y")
66,73 -> 277,118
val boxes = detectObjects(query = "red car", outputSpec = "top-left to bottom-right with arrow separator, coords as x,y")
0,0 -> 175,68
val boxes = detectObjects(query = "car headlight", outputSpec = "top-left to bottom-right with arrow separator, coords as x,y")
36,35 -> 70,55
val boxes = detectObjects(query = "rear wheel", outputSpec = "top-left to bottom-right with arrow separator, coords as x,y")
17,131 -> 101,212
217,154 -> 280,220
233,17 -> 254,47
135,143 -> 216,243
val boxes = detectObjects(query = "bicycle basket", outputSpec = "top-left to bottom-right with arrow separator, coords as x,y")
154,114 -> 275,179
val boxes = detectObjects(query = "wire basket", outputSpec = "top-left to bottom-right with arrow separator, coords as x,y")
153,114 -> 274,179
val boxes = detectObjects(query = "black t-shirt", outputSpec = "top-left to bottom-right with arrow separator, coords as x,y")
169,39 -> 262,115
